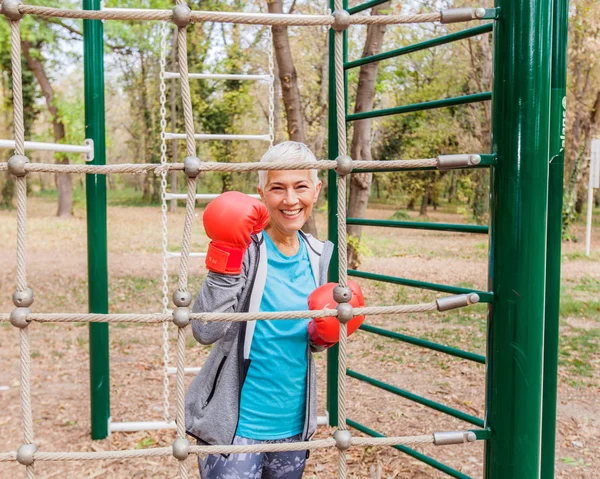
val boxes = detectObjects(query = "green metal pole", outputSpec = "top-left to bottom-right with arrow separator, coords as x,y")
486,0 -> 553,477
326,0 -> 339,429
542,0 -> 569,475
84,0 -> 110,440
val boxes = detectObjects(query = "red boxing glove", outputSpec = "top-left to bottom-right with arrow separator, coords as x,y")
203,192 -> 269,274
307,280 -> 365,348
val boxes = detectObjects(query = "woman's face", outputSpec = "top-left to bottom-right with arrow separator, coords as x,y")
258,169 -> 322,236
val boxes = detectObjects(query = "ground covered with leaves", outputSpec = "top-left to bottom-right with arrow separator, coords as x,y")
0,197 -> 598,478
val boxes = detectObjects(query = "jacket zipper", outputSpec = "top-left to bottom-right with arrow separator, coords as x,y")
229,239 -> 261,446
203,355 -> 227,408
303,345 -> 311,441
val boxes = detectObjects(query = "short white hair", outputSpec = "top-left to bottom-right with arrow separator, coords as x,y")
258,141 -> 319,190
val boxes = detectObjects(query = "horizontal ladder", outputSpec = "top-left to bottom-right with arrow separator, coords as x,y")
164,72 -> 271,81
164,133 -> 270,142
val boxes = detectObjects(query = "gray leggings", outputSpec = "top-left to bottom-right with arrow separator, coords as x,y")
199,434 -> 307,479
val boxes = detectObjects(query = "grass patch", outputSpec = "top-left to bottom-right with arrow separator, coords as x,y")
573,276 -> 600,293
560,294 -> 600,321
559,327 -> 600,379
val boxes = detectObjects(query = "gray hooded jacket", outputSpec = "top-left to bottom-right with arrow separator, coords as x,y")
185,231 -> 334,446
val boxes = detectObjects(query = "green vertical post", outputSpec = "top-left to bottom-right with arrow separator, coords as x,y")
326,0 -> 348,428
84,0 -> 110,440
486,0 -> 553,477
542,0 -> 569,476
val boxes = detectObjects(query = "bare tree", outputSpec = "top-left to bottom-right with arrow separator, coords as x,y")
21,40 -> 72,218
267,0 -> 319,237
346,2 -> 390,268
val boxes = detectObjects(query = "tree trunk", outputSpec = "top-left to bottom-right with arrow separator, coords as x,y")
563,89 -> 600,235
267,0 -> 305,142
346,2 -> 390,269
267,0 -> 318,237
420,182 -> 431,217
22,41 -> 72,217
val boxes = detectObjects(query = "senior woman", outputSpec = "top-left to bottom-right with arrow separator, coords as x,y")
185,141 -> 364,479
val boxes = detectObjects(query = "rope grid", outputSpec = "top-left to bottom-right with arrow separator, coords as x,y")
0,157 -> 464,174
0,2 -> 484,476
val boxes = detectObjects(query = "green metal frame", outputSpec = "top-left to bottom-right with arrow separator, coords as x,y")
84,0 -> 110,440
75,0 -> 567,469
327,0 -> 566,477
543,0 -> 569,476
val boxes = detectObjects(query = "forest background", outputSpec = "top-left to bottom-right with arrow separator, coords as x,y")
0,0 -> 599,264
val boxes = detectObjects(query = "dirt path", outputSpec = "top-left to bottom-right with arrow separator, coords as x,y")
1,198 -> 598,478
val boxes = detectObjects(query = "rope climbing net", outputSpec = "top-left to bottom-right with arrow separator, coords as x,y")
155,18 -> 276,429
0,1 -> 487,477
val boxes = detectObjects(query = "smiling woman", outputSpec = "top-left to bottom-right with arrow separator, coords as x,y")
257,142 -> 322,255
184,141 -> 365,479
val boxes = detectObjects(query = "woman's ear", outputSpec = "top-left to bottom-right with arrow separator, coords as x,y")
314,180 -> 323,201
257,186 -> 265,202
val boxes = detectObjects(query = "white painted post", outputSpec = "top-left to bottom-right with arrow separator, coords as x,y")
586,140 -> 600,256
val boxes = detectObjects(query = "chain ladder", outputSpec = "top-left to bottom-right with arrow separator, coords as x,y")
159,19 -> 172,424
266,26 -> 275,148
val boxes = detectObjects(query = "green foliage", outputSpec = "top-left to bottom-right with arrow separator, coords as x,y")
347,234 -> 373,262
388,209 -> 411,220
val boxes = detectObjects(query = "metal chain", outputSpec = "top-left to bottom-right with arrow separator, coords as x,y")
158,19 -> 172,424
266,26 -> 275,148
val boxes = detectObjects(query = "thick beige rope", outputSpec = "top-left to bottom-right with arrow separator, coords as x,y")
0,157 -> 442,175
0,435 -> 442,462
0,302 -> 442,324
16,5 -> 443,26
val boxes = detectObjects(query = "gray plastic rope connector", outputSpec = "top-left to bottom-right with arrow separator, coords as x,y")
173,307 -> 190,328
183,156 -> 202,177
331,9 -> 351,31
172,438 -> 190,460
440,8 -> 486,24
10,307 -> 31,329
436,294 -> 480,312
172,289 -> 192,308
13,287 -> 34,308
16,443 -> 37,466
1,0 -> 24,21
437,154 -> 481,170
7,155 -> 29,177
334,429 -> 352,450
336,303 -> 354,324
172,4 -> 192,28
333,285 -> 352,304
433,431 -> 477,446
335,155 -> 353,176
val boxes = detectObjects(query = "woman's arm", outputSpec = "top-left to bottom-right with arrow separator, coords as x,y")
190,258 -> 248,345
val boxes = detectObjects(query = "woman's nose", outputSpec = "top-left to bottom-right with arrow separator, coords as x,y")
283,188 -> 298,204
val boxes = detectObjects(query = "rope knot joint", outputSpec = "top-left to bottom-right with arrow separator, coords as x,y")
173,289 -> 192,308
1,0 -> 24,21
172,4 -> 192,28
336,303 -> 354,324
10,307 -> 31,329
7,155 -> 29,177
172,438 -> 190,460
334,430 -> 352,450
13,287 -> 34,308
335,155 -> 353,176
173,307 -> 190,328
16,443 -> 37,466
183,156 -> 202,178
331,9 -> 350,31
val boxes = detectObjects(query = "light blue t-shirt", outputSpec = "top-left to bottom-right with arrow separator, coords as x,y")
236,231 -> 316,440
